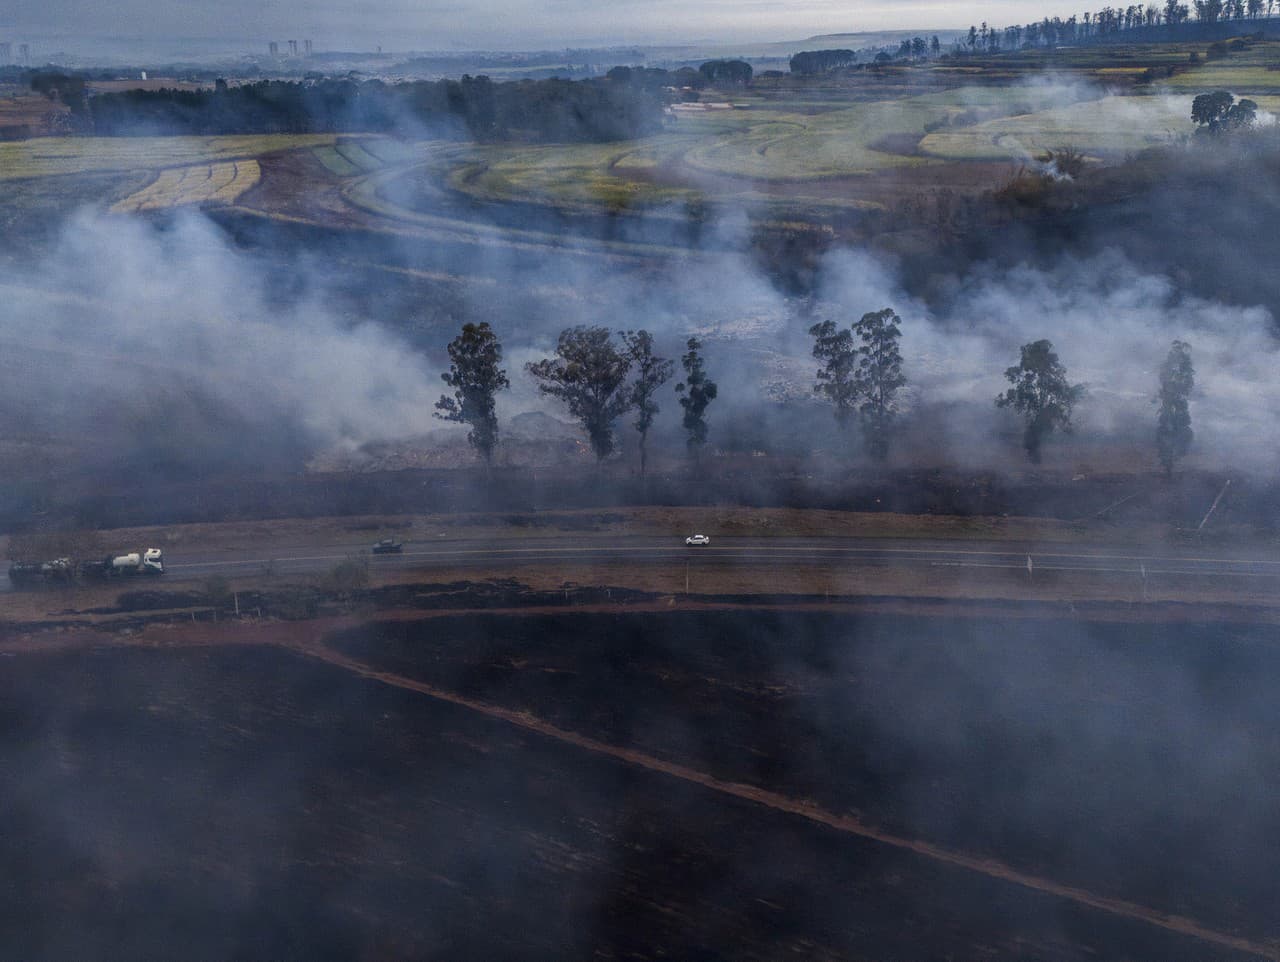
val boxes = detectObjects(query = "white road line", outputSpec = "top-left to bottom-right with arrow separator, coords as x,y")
931,561 -> 1279,577
172,544 -> 1280,565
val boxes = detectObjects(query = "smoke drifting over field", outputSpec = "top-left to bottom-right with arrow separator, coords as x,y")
1,210 -> 443,474
5,77 -> 1280,486
843,250 -> 1280,471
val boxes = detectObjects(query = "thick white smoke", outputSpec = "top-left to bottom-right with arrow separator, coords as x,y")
1,209 -> 442,448
818,246 -> 1280,471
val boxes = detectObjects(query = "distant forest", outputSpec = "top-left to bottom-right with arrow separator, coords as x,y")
85,74 -> 671,143
957,2 -> 1277,53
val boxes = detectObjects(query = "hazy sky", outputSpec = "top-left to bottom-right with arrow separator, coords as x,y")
3,1 -> 1074,53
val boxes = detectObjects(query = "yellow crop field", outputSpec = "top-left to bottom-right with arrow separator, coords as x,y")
111,160 -> 261,212
0,134 -> 339,180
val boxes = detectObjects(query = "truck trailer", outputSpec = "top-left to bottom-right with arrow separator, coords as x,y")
81,548 -> 165,578
7,557 -> 74,586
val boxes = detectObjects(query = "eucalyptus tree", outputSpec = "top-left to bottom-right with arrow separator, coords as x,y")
675,337 -> 717,455
852,308 -> 906,462
526,326 -> 632,463
435,322 -> 510,465
621,329 -> 674,478
996,339 -> 1085,463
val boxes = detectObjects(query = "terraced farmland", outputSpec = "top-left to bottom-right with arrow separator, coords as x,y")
111,160 -> 262,212
312,138 -> 423,176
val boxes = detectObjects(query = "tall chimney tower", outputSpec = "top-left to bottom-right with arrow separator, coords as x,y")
288,39 -> 297,56
304,39 -> 312,56
268,41 -> 279,56
0,43 -> 11,63
19,43 -> 30,65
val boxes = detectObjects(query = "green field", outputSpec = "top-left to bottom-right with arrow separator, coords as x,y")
422,82 -> 1102,216
0,134 -> 341,180
920,93 -> 1280,160
1160,64 -> 1280,92
2,36 -> 1277,238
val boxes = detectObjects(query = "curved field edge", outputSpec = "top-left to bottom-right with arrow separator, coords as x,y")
341,162 -> 701,259
919,93 -> 1280,161
111,160 -> 261,212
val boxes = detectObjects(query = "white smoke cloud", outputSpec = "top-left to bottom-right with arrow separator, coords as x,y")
817,246 -> 1280,471
1,209 -> 443,449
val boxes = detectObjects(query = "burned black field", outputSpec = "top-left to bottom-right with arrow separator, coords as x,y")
3,610 -> 1280,960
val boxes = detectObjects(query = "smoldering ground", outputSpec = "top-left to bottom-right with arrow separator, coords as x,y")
5,611 -> 1278,961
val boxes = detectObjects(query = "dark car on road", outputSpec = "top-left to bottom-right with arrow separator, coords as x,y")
371,539 -> 404,554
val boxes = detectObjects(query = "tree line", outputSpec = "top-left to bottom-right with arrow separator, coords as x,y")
436,323 -> 717,474
960,1 -> 1275,53
85,75 -> 666,142
56,56 -> 768,140
436,318 -> 1198,474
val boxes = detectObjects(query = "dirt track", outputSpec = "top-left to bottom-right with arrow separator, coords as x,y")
295,634 -> 1280,961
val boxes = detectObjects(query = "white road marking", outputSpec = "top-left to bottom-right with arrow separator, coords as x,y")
163,539 -> 1280,581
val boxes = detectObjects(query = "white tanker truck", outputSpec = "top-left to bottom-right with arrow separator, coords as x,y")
84,548 -> 165,578
8,548 -> 164,586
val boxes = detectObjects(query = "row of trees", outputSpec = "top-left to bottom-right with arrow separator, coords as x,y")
962,0 -> 1274,52
808,311 -> 1197,471
74,56 -> 764,139
436,318 -> 1198,473
435,323 -> 717,474
789,49 -> 859,75
87,75 -> 666,142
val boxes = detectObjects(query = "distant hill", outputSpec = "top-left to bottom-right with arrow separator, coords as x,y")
802,31 -> 958,45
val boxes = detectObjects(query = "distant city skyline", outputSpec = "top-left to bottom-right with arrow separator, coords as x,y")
2,2 -> 1102,56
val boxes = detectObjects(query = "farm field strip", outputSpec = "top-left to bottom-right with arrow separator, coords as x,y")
0,134 -> 340,180
343,162 -> 697,258
1160,65 -> 1280,91
312,145 -> 360,176
294,636 -> 1280,962
111,159 -> 261,212
437,83 -> 1106,206
334,141 -> 386,172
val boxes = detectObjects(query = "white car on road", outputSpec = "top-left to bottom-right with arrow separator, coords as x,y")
685,534 -> 711,546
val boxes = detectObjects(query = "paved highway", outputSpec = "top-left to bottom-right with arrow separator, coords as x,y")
6,536 -> 1280,594
159,536 -> 1280,583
